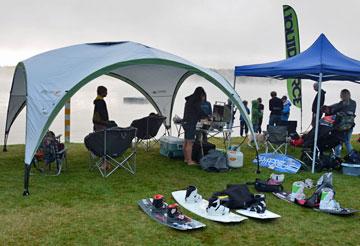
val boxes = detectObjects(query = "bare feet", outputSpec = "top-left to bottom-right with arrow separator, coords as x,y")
187,161 -> 197,166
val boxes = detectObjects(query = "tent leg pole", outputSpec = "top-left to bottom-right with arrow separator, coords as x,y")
311,73 -> 323,173
3,133 -> 8,152
23,163 -> 31,196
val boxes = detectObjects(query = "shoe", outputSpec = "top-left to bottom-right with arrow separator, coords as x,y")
206,197 -> 229,216
185,186 -> 202,204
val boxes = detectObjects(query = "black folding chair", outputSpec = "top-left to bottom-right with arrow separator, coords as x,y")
265,125 -> 289,155
131,114 -> 166,151
84,127 -> 137,177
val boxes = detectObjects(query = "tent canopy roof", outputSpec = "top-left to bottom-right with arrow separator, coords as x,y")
235,34 -> 360,83
5,41 -> 255,165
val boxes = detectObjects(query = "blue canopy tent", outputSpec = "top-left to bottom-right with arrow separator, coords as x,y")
235,33 -> 360,173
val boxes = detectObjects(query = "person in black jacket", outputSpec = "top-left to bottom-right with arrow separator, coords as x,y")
311,83 -> 326,127
93,86 -> 109,132
327,89 -> 356,157
183,87 -> 207,165
268,91 -> 283,126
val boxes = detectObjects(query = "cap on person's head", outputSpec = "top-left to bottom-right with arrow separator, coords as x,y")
270,91 -> 277,97
97,86 -> 107,95
281,96 -> 287,101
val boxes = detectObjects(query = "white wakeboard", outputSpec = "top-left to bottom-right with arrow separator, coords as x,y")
172,190 -> 247,223
235,209 -> 281,219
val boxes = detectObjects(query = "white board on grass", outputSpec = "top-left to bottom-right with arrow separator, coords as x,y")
172,190 -> 247,223
236,209 -> 281,219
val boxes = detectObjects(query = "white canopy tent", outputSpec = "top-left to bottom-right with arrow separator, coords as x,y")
3,41 -> 257,195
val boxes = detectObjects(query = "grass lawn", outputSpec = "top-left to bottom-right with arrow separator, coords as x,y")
0,137 -> 359,245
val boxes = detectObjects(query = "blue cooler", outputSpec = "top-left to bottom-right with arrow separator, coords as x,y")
160,136 -> 184,158
341,163 -> 360,176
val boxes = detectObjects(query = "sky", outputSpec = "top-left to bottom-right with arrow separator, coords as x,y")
1,0 -> 360,67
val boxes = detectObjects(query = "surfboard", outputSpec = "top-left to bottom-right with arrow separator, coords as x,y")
172,190 -> 247,223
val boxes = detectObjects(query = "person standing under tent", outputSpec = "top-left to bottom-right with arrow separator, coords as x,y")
311,83 -> 326,127
281,95 -> 291,121
240,100 -> 250,136
257,97 -> 264,133
326,89 -> 356,157
93,86 -> 110,132
268,91 -> 283,126
183,87 -> 207,165
251,99 -> 261,133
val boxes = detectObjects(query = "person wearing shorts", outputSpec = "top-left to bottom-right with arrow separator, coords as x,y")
182,87 -> 207,165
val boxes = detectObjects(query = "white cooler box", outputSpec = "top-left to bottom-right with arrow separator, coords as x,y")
160,136 -> 184,158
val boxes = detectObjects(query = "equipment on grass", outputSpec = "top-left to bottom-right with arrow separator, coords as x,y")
138,195 -> 205,230
273,173 -> 358,215
172,189 -> 247,223
253,153 -> 302,173
159,136 -> 184,159
227,146 -> 244,168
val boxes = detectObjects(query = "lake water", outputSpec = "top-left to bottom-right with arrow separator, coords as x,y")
0,66 -> 359,145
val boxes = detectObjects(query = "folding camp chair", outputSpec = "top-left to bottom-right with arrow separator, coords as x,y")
265,125 -> 289,155
300,125 -> 344,170
32,131 -> 68,176
130,114 -> 166,151
84,127 -> 137,177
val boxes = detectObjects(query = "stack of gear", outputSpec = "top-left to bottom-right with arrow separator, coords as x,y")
199,149 -> 228,172
291,173 -> 356,213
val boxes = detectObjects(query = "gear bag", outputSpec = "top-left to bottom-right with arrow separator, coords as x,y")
212,184 -> 256,209
247,179 -> 283,193
199,149 -> 228,172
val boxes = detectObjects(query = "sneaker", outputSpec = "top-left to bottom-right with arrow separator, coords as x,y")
185,186 -> 202,204
206,197 -> 229,216
289,181 -> 306,202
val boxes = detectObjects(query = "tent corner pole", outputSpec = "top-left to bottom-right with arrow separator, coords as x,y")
23,163 -> 31,196
3,133 -> 8,152
311,73 -> 323,173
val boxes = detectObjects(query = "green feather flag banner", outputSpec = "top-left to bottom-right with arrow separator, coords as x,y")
283,5 -> 302,109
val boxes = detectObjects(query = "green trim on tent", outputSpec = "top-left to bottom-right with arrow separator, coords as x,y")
26,58 -> 255,164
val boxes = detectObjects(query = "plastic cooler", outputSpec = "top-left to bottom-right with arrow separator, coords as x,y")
341,163 -> 360,176
160,136 -> 184,158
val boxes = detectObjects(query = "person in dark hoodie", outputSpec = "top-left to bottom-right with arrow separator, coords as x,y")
93,86 -> 110,132
183,87 -> 207,165
268,91 -> 283,126
311,83 -> 326,127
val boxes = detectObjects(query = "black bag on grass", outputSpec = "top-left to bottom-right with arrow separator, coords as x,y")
212,184 -> 255,209
247,179 -> 283,193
